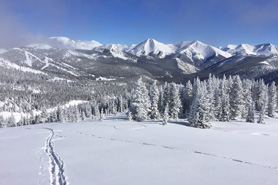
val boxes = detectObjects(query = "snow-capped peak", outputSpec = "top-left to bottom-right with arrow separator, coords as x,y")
177,40 -> 232,61
94,44 -> 129,60
49,37 -> 102,50
220,43 -> 278,56
129,38 -> 175,58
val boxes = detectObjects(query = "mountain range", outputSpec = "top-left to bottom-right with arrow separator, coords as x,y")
1,37 -> 278,84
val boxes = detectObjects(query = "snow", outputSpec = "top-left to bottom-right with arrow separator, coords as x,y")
260,61 -> 270,65
0,112 -> 25,123
94,44 -> 129,60
26,44 -> 52,50
129,38 -> 176,58
177,41 -> 232,61
0,114 -> 277,185
24,51 -> 32,66
175,58 -> 199,74
45,100 -> 88,115
41,57 -> 50,70
0,58 -> 46,74
24,50 -> 43,67
50,37 -> 102,50
96,76 -> 116,81
0,49 -> 7,54
221,44 -> 278,56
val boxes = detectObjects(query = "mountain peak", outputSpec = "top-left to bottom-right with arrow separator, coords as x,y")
130,38 -> 175,58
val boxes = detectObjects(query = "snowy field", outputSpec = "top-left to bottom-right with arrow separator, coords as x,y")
0,114 -> 278,185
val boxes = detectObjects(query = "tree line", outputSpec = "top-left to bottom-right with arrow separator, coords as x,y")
1,74 -> 277,129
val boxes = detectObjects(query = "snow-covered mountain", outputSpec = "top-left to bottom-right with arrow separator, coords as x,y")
128,39 -> 176,58
221,43 -> 278,56
174,40 -> 232,68
93,44 -> 130,60
1,37 -> 278,84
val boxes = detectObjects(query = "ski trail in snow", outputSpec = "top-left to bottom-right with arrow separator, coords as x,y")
71,130 -> 278,172
84,122 -> 146,130
44,128 -> 67,185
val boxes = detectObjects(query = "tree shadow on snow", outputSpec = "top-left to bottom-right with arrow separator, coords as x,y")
168,120 -> 191,127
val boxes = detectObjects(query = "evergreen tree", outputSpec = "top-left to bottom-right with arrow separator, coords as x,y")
246,103 -> 255,123
183,80 -> 193,117
268,82 -> 277,117
220,79 -> 230,122
100,108 -> 104,121
162,104 -> 169,125
256,79 -> 267,111
130,77 -> 150,121
57,105 -> 64,122
230,75 -> 244,120
242,79 -> 253,118
81,111 -> 85,121
127,110 -> 132,121
257,103 -> 265,124
188,79 -> 211,129
158,85 -> 164,115
168,83 -> 181,119
0,115 -> 5,128
7,112 -> 16,127
74,105 -> 79,122
149,81 -> 160,119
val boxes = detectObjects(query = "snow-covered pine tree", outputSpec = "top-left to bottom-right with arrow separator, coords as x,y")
100,108 -> 104,121
130,77 -> 150,121
0,115 -> 5,128
74,105 -> 79,122
162,104 -> 169,125
206,74 -> 216,121
81,111 -> 85,121
119,96 -> 123,113
268,82 -> 277,117
85,103 -> 92,118
40,108 -> 48,123
7,112 -> 16,127
230,75 -> 244,120
256,79 -> 267,111
257,103 -> 265,124
94,103 -> 100,118
163,82 -> 170,110
220,78 -> 230,121
188,79 -> 211,129
149,81 -> 160,120
127,110 -> 132,121
246,103 -> 255,123
242,79 -> 253,118
57,105 -> 64,123
183,80 -> 193,117
158,85 -> 164,115
168,83 -> 181,119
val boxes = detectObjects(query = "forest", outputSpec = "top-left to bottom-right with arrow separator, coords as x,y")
0,66 -> 276,129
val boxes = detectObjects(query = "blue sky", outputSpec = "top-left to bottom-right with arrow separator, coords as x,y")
0,0 -> 278,47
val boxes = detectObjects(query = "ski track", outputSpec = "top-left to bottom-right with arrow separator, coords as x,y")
71,130 -> 278,172
44,128 -> 67,185
84,122 -> 146,130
